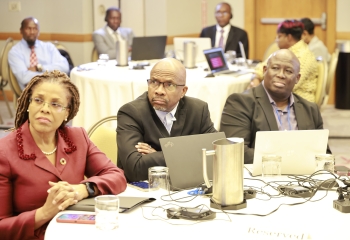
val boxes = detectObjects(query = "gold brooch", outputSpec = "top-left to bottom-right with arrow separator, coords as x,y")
60,158 -> 67,165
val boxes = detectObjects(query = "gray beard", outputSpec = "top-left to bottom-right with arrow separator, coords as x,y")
153,106 -> 167,112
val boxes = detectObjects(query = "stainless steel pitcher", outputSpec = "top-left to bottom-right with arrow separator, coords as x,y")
183,41 -> 196,68
202,138 -> 245,209
116,40 -> 128,66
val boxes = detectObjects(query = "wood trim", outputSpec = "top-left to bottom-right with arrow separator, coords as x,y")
244,0 -> 255,59
166,33 -> 200,45
336,32 -> 350,40
0,90 -> 14,102
326,0 -> 337,52
0,33 -> 92,42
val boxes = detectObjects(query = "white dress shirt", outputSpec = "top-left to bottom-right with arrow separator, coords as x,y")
215,24 -> 231,50
155,103 -> 179,134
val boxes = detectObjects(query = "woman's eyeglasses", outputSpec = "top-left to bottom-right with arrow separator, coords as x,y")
29,98 -> 68,113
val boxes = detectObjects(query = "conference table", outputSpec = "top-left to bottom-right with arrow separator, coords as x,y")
45,170 -> 349,240
70,60 -> 253,131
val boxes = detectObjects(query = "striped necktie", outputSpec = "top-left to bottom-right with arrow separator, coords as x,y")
218,29 -> 224,49
30,46 -> 38,67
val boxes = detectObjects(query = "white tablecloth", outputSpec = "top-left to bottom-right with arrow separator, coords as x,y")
70,60 -> 252,131
45,170 -> 348,240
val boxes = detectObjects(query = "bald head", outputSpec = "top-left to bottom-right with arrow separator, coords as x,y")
21,17 -> 39,29
151,58 -> 186,84
267,49 -> 300,73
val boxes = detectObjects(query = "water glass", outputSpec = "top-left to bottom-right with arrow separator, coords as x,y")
315,154 -> 335,173
97,54 -> 109,66
95,195 -> 119,230
225,50 -> 236,64
262,155 -> 282,177
148,166 -> 169,192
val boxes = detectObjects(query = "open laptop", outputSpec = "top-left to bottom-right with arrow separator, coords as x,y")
173,37 -> 211,63
159,132 -> 226,190
245,130 -> 329,176
131,36 -> 167,61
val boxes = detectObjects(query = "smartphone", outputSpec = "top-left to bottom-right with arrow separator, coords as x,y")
56,214 -> 95,224
127,181 -> 149,192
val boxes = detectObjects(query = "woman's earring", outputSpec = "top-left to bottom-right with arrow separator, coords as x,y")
27,109 -> 29,112
65,118 -> 68,121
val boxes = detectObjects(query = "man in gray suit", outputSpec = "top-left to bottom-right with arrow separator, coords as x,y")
220,49 -> 328,164
92,7 -> 134,59
117,58 -> 217,182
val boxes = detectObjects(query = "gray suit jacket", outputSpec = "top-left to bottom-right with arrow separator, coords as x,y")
92,26 -> 134,59
220,84 -> 326,164
117,92 -> 217,182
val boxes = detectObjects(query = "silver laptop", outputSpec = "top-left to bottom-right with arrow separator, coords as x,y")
159,132 -> 226,190
173,37 -> 211,63
245,130 -> 329,176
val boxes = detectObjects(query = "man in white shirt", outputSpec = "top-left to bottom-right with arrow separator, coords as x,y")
200,2 -> 249,58
300,17 -> 330,62
92,7 -> 134,59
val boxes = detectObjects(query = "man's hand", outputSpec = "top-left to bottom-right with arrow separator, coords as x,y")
135,142 -> 156,155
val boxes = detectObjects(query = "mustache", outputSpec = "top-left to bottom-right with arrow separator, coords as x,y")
151,97 -> 168,103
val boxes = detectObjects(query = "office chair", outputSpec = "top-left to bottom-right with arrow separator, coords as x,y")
315,57 -> 328,108
87,116 -> 118,165
0,38 -> 15,121
53,41 -> 74,74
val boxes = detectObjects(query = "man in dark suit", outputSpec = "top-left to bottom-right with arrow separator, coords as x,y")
200,2 -> 249,58
117,58 -> 217,181
220,49 -> 328,164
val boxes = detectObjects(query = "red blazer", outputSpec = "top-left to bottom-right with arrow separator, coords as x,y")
0,121 -> 126,240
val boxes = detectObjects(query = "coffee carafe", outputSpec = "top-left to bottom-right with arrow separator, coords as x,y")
116,39 -> 128,66
202,138 -> 246,210
183,41 -> 196,69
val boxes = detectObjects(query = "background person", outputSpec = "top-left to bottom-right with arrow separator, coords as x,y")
200,2 -> 249,58
249,19 -> 318,103
221,49 -> 329,164
117,58 -> 217,182
92,7 -> 134,59
0,70 -> 126,240
300,17 -> 331,62
8,17 -> 70,90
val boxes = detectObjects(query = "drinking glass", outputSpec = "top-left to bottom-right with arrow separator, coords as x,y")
148,166 -> 169,193
315,154 -> 335,173
95,195 -> 119,230
261,155 -> 282,177
97,54 -> 109,66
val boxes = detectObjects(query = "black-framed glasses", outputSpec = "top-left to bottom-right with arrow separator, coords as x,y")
215,11 -> 230,16
147,79 -> 185,92
29,98 -> 69,113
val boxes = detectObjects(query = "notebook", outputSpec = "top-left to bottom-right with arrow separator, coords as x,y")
159,132 -> 226,190
173,37 -> 211,63
245,129 -> 329,176
131,36 -> 167,61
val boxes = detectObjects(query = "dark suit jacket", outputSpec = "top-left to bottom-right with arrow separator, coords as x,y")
200,24 -> 249,58
0,121 -> 127,240
220,84 -> 326,164
117,92 -> 217,182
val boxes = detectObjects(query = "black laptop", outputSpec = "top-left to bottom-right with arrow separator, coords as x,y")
131,36 -> 167,61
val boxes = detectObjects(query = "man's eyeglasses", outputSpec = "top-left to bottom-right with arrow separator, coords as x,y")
215,11 -> 230,16
147,79 -> 185,92
29,98 -> 69,113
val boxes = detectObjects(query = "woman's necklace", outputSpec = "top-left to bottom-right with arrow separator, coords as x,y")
41,146 -> 57,156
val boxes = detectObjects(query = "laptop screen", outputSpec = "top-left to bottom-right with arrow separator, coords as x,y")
131,36 -> 167,61
203,48 -> 230,74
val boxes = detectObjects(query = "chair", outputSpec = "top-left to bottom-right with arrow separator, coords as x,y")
315,57 -> 328,108
322,48 -> 339,107
53,41 -> 74,74
87,116 -> 118,165
262,41 -> 279,61
0,38 -> 15,122
91,47 -> 99,62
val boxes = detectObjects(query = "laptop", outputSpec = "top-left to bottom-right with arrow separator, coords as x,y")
131,36 -> 167,61
245,130 -> 329,176
159,132 -> 226,190
173,37 -> 211,63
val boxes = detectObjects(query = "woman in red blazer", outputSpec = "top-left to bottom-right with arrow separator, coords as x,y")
0,70 -> 127,240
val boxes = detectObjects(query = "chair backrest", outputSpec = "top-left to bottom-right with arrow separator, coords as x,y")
53,41 -> 74,73
87,116 -> 118,165
315,57 -> 328,107
0,38 -> 14,86
52,41 -> 67,50
91,47 -> 99,62
325,48 -> 339,95
263,41 -> 279,61
8,67 -> 22,99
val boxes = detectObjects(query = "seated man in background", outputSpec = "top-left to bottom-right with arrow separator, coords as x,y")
93,7 -> 134,59
117,58 -> 217,182
8,17 -> 69,90
221,49 -> 328,164
200,2 -> 249,58
250,20 -> 318,103
300,17 -> 331,62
